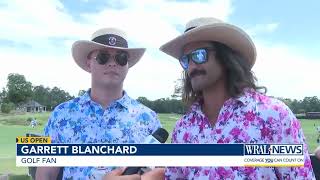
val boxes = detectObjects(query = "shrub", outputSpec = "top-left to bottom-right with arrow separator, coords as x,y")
296,115 -> 306,119
26,117 -> 33,122
1,102 -> 15,113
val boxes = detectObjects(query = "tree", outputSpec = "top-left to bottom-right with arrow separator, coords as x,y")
168,99 -> 186,114
32,85 -> 51,108
48,87 -> 74,110
302,96 -> 320,112
278,97 -> 296,113
171,79 -> 183,99
279,98 -> 292,108
137,97 -> 185,114
0,88 -> 8,103
6,73 -> 33,104
291,99 -> 302,114
137,97 -> 153,109
78,90 -> 87,96
277,96 -> 320,114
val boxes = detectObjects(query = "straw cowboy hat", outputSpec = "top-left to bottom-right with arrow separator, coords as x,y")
160,17 -> 256,68
72,28 -> 145,72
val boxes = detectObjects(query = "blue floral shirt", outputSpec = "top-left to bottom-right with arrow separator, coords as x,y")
44,90 -> 161,180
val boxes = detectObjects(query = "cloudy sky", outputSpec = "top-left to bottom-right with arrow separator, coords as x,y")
0,0 -> 319,100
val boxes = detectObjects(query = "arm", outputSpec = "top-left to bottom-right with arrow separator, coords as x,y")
149,111 -> 162,132
103,168 -> 141,180
273,104 -> 315,179
36,167 -> 60,180
142,168 -> 165,180
36,111 -> 62,180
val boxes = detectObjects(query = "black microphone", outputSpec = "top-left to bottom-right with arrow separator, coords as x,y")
122,128 -> 169,175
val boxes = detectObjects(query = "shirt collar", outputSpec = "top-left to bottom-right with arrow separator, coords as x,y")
78,89 -> 131,110
190,88 -> 255,112
234,88 -> 256,106
78,89 -> 91,105
116,91 -> 131,109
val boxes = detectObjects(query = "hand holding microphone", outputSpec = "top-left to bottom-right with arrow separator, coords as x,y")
141,168 -> 165,180
102,167 -> 140,180
121,128 -> 169,175
103,167 -> 165,180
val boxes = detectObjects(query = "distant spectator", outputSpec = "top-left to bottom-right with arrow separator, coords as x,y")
30,118 -> 37,128
315,124 -> 320,143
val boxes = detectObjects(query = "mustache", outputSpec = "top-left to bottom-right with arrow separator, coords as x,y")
189,69 -> 206,78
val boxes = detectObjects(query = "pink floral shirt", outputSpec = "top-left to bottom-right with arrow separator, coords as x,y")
165,89 -> 315,180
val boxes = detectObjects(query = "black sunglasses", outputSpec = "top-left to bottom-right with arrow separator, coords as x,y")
95,51 -> 129,66
179,47 -> 215,70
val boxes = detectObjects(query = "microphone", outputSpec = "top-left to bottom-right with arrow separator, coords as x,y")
142,128 -> 169,144
122,128 -> 169,175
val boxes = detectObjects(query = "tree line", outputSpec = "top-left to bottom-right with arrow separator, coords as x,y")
137,97 -> 186,114
136,96 -> 320,115
0,73 -> 319,114
0,73 -> 73,113
278,97 -> 320,114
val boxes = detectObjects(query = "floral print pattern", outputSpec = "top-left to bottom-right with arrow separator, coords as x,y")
44,90 -> 161,180
165,89 -> 315,180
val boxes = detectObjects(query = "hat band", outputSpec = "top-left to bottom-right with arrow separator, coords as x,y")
184,26 -> 195,33
92,34 -> 128,48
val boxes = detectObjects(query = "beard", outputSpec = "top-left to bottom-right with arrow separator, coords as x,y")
190,72 -> 223,92
191,77 -> 207,92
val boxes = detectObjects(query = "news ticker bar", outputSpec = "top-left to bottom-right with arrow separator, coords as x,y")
17,144 -> 304,156
17,144 -> 243,156
16,155 -> 305,167
16,137 -> 305,167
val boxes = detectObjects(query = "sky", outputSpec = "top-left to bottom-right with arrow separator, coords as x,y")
0,0 -> 319,100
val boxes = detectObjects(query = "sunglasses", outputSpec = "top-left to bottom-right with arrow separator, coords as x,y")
179,48 -> 214,70
95,51 -> 129,66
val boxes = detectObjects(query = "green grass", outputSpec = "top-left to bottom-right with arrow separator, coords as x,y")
300,119 -> 320,152
0,112 -> 319,176
158,113 -> 180,142
0,126 -> 35,176
0,112 -> 50,176
8,175 -> 32,180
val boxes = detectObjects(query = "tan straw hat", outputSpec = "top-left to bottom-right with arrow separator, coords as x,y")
72,28 -> 145,72
160,17 -> 256,68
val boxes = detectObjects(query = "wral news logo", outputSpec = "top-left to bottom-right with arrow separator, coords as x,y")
244,144 -> 303,155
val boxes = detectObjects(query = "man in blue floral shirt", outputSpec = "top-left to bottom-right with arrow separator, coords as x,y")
36,28 -> 161,180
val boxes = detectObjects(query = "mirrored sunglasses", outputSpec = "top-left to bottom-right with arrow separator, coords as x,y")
179,48 -> 214,70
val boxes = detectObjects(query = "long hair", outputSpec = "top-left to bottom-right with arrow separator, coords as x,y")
182,41 -> 267,106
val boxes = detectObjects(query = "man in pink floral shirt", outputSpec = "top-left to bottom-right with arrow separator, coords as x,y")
159,17 -> 315,179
